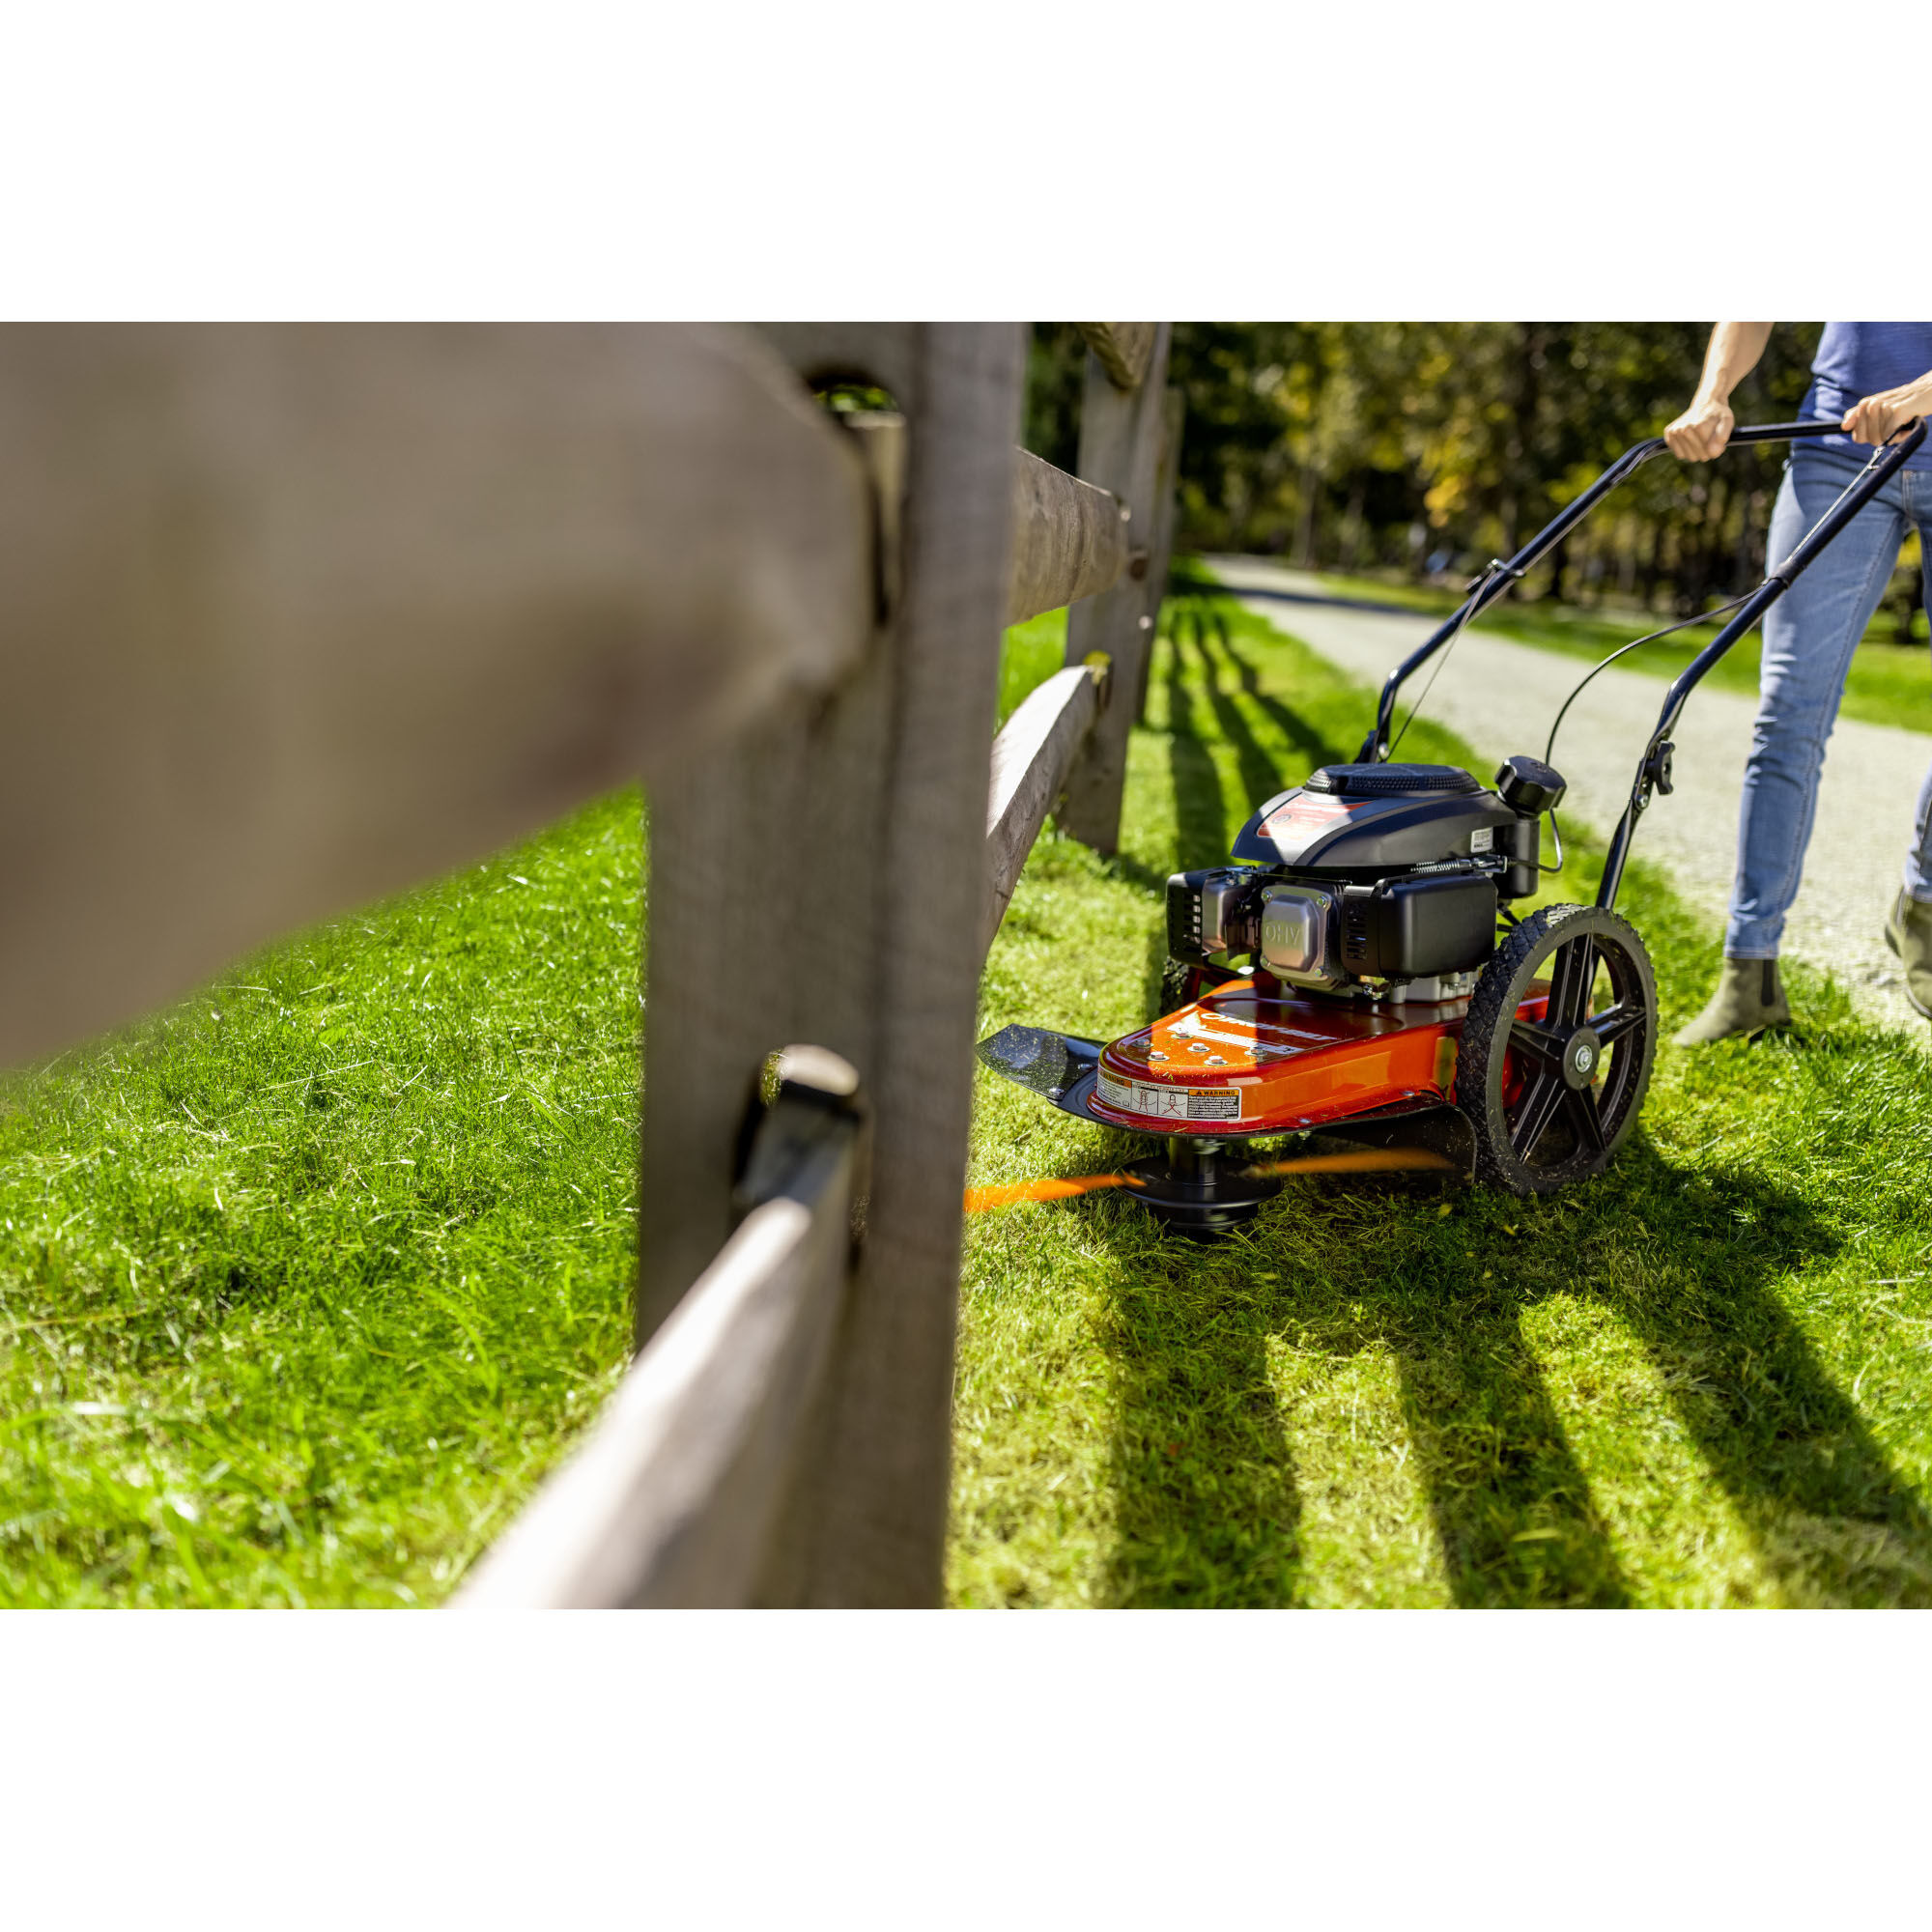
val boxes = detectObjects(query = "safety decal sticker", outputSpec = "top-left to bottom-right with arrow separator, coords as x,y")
1098,1072 -> 1242,1122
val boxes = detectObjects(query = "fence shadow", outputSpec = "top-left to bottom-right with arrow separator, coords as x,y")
1048,589 -> 1932,1606
1213,625 -> 1334,776
1161,617 -> 1231,873
1081,1135 -> 1932,1607
1183,610 -> 1291,818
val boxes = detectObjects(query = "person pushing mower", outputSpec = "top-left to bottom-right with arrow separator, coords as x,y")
1666,323 -> 1932,1043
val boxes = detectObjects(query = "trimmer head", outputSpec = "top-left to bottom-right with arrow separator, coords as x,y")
1122,1138 -> 1285,1238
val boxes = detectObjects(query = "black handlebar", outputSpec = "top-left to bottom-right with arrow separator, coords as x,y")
1591,413 -> 1926,908
1356,418 -> 1917,767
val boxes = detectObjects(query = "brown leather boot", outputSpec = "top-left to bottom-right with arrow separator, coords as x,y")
1884,889 -> 1932,1020
1673,957 -> 1791,1046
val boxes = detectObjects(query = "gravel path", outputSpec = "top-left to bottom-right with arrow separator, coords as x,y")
1203,557 -> 1932,1038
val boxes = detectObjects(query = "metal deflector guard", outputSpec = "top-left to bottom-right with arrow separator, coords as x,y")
976,1024 -> 1105,1122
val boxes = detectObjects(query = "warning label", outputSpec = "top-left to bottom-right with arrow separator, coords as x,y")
1099,1072 -> 1242,1122
1187,1090 -> 1241,1121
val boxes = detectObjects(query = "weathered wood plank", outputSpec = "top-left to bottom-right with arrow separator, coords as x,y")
0,323 -> 871,1070
755,324 -> 1026,1605
636,327 -> 1022,1605
1075,323 -> 1158,391
636,409 -> 903,1348
1006,449 -> 1125,625
456,1060 -> 861,1608
1057,325 -> 1173,853
983,664 -> 1103,952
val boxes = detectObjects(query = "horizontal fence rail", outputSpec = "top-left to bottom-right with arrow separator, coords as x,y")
462,651 -> 1115,1606
983,663 -> 1107,952
1006,448 -> 1126,624
457,1051 -> 864,1608
0,323 -> 873,1071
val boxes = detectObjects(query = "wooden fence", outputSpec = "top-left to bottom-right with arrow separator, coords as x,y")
0,322 -> 1179,1608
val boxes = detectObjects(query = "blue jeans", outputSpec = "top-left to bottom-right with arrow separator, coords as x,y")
1725,444 -> 1932,959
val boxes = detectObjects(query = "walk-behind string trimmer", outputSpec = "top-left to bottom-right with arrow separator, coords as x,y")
975,416 -> 1927,1234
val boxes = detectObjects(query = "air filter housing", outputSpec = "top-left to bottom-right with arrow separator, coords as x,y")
1302,763 -> 1483,797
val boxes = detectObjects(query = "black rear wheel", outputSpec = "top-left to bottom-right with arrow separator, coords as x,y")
1158,957 -> 1203,1014
1456,903 -> 1657,1195
1156,957 -> 1240,1015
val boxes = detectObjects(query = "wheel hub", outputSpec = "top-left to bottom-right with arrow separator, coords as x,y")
1561,1027 -> 1600,1090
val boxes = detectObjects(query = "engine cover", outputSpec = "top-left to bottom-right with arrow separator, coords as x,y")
1234,763 -> 1518,872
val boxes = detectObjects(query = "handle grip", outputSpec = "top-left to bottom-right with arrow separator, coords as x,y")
1719,418 -> 1852,446
1357,416 -> 1922,764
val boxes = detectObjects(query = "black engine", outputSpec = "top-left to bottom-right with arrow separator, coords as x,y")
1166,756 -> 1565,998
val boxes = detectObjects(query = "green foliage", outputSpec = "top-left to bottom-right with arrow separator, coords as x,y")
1162,321 -> 1825,583
1022,325 -> 1088,476
1029,324 -> 1925,630
953,601 -> 1932,1607
0,793 -> 642,1605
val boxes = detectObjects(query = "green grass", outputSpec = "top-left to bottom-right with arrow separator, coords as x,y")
1303,568 -> 1932,736
952,597 -> 1932,1607
11,591 -> 1932,1610
0,792 -> 642,1605
998,609 -> 1071,727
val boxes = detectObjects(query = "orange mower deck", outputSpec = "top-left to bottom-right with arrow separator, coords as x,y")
1084,976 -> 1545,1139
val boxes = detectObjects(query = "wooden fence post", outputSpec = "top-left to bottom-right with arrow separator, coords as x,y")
637,324 -> 1023,1605
1056,324 -> 1173,852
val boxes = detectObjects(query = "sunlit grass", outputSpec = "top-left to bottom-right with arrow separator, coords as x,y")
952,600 -> 1932,1607
9,590 -> 1931,1609
0,792 -> 642,1605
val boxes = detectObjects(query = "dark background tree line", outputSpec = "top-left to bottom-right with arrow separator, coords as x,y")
1026,323 -> 1927,641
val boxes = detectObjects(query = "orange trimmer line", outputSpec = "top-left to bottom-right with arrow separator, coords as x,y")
963,1144 -> 1454,1212
962,1173 -> 1143,1211
1240,1148 -> 1456,1179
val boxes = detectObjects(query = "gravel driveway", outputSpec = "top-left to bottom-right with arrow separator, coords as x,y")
1205,557 -> 1932,1039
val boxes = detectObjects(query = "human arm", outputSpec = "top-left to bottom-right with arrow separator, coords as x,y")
1842,370 -> 1932,446
1663,322 -> 1775,460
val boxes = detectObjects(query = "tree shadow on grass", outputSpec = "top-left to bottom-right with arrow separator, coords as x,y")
1085,1136 -> 1932,1607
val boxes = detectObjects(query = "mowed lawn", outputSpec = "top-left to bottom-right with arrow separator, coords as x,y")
9,596 -> 1932,1610
0,794 -> 643,1605
952,599 -> 1932,1607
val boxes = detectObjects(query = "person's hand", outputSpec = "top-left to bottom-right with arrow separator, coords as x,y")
1841,372 -> 1932,446
1664,394 -> 1735,461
